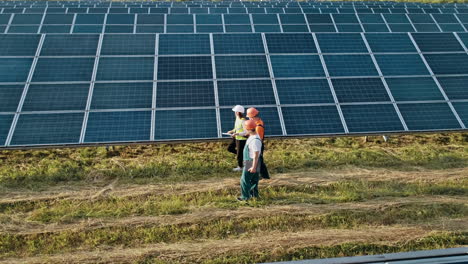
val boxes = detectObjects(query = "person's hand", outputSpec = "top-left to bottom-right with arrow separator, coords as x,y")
231,133 -> 238,138
248,167 -> 256,173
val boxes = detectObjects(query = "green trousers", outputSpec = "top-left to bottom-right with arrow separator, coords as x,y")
240,169 -> 259,200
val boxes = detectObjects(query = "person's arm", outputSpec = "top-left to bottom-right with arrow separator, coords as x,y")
248,151 -> 260,173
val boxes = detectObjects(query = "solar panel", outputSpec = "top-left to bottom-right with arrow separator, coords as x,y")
1,1 -> 468,148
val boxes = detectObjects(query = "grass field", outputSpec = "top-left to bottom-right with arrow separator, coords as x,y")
0,133 -> 467,263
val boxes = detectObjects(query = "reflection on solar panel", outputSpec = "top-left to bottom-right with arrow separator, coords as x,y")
0,1 -> 468,148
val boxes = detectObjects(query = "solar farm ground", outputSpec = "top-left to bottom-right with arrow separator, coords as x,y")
0,133 -> 467,263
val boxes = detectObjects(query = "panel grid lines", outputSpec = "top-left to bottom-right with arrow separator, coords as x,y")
150,33 -> 158,141
79,32 -> 104,143
5,33 -> 45,146
407,32 -> 466,129
261,32 -> 287,136
312,32 -> 349,133
361,32 -> 409,131
209,33 -> 222,138
454,32 -> 468,52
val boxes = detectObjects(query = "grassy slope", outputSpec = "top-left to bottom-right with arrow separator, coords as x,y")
0,133 -> 467,263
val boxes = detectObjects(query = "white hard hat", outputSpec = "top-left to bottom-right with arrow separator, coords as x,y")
232,105 -> 245,113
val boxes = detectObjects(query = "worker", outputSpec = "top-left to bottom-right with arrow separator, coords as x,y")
238,119 -> 262,201
244,107 -> 270,180
226,105 -> 247,172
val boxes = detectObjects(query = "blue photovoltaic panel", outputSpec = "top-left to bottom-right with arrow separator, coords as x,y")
364,33 -> 417,52
270,55 -> 325,77
458,33 -> 468,47
73,25 -> 103,33
22,83 -> 89,111
316,33 -> 368,53
375,54 -> 430,76
0,58 -> 33,83
213,34 -> 265,54
217,80 -> 276,106
341,104 -> 405,133
159,34 -> 210,55
156,81 -> 215,108
106,14 -> 134,24
154,109 -> 218,140
167,14 -> 194,24
265,33 -> 317,53
96,57 -> 154,81
452,102 -> 468,127
158,56 -> 212,80
32,58 -> 94,82
75,14 -> 105,24
10,113 -> 84,146
0,115 -> 13,146
412,33 -> 464,52
225,25 -> 252,33
424,53 -> 468,75
0,35 -> 40,56
101,34 -> 156,55
275,79 -> 334,104
137,14 -> 165,24
43,14 -> 74,24
385,77 -> 444,101
196,14 -> 222,24
41,25 -> 71,33
324,55 -> 378,77
224,14 -> 250,24
0,85 -> 23,112
331,78 -> 390,103
11,14 -> 43,24
398,103 -> 462,130
437,76 -> 468,100
220,107 -> 283,136
282,106 -> 345,135
85,111 -> 152,143
91,82 -> 153,109
215,55 -> 269,79
40,35 -> 99,56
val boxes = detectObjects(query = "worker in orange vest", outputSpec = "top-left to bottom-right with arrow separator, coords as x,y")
234,107 -> 270,179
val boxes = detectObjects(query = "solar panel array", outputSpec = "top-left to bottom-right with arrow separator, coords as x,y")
1,1 -> 468,149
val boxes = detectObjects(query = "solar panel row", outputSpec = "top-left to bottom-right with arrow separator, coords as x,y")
0,13 -> 467,34
0,32 -> 467,148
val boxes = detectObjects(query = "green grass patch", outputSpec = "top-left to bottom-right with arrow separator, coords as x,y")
0,134 -> 467,189
1,203 -> 466,258
1,179 -> 466,224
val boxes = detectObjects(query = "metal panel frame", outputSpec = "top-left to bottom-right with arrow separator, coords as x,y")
5,34 -> 45,146
151,33 -> 159,141
209,33 -> 222,138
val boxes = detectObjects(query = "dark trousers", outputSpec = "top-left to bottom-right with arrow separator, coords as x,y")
259,144 -> 270,179
228,138 -> 246,168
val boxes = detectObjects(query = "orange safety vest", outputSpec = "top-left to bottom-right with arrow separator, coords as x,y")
255,119 -> 265,141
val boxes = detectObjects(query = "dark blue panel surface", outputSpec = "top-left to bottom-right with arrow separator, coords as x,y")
384,14 -> 411,23
359,14 -> 385,23
73,25 -> 103,33
0,58 -> 33,83
159,34 -> 210,55
167,14 -> 194,24
11,14 -> 42,24
85,111 -> 151,143
136,25 -> 164,33
412,33 -> 464,52
215,55 -> 269,79
265,33 -> 317,53
104,25 -> 133,33
137,14 -> 165,24
91,82 -> 152,109
252,14 -> 279,24
43,14 -> 74,24
166,25 -> 194,33
0,85 -> 23,112
375,54 -> 430,76
254,25 -> 281,32
324,55 -> 379,77
0,35 -> 40,56
106,14 -> 134,24
363,24 -> 390,33
41,35 -> 99,56
220,107 -> 282,136
309,24 -> 337,32
156,81 -> 215,108
458,33 -> 468,47
337,24 -> 363,33
399,103 -> 461,130
158,56 -> 212,80
224,14 -> 250,24
217,80 -> 275,106
365,33 -> 417,52
333,14 -> 359,23
275,79 -> 334,104
213,34 -> 264,54
439,24 -> 465,32
306,14 -> 332,23
385,77 -> 444,101
40,25 -> 71,33
413,23 -> 440,33
0,115 -> 13,146
408,14 -> 435,23
196,14 -> 222,24
282,106 -> 345,135
424,53 -> 468,75
23,83 -> 89,111
388,24 -> 415,33
316,33 -> 368,53
11,113 -> 84,145
7,25 -> 39,33
282,24 -> 309,32
279,14 -> 306,24
341,104 -> 405,133
225,25 -> 252,33
154,109 -> 218,140
32,58 -> 94,82
197,25 -> 223,33
438,76 -> 468,100
101,34 -> 155,55
452,102 -> 468,128
332,78 -> 390,103
270,55 -> 325,77
96,57 -> 154,81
